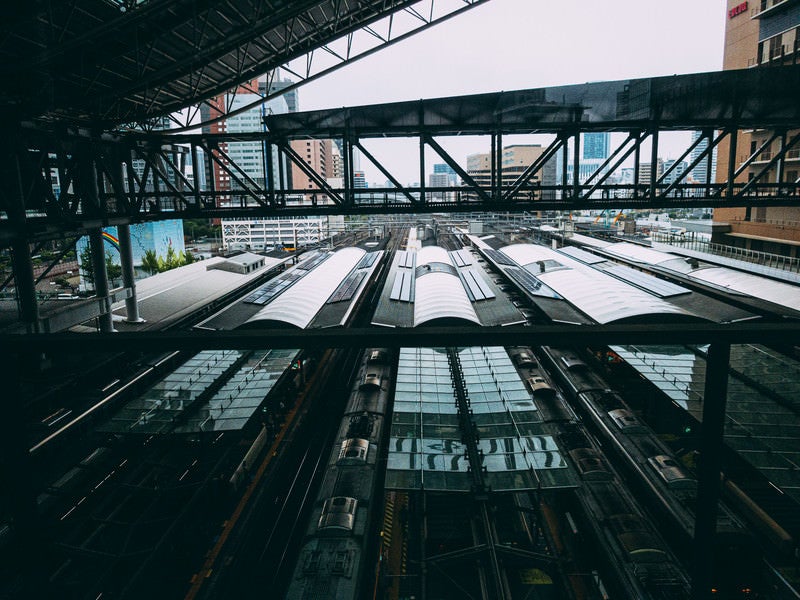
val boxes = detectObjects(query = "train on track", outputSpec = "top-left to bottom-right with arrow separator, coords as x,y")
285,348 -> 394,600
540,345 -> 764,598
508,346 -> 692,599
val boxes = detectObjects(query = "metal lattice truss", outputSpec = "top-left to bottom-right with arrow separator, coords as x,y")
4,67 -> 800,246
1,0 -> 490,129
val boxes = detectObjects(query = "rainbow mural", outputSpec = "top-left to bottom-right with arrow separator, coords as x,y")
102,230 -> 120,251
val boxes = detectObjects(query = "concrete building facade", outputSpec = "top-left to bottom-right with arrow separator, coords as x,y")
714,0 -> 800,256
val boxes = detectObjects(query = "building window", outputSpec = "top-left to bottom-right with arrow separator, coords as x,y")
769,34 -> 783,60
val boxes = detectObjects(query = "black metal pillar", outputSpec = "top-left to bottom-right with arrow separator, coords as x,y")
704,130 -> 714,197
0,348 -> 46,596
572,132 -> 581,199
560,135 -> 568,201
10,238 -> 40,333
649,129 -> 659,198
118,224 -> 142,323
490,133 -> 497,201
691,342 -> 731,600
419,135 -> 426,206
89,229 -> 114,332
633,132 -> 641,199
726,128 -> 738,201
495,131 -> 503,201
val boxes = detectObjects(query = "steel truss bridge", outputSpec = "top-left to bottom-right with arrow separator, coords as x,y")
4,66 -> 800,246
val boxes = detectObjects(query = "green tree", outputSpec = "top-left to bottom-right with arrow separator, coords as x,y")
164,244 -> 181,270
79,245 -> 94,285
79,246 -> 121,287
105,252 -> 121,283
142,249 -> 159,275
184,250 -> 195,265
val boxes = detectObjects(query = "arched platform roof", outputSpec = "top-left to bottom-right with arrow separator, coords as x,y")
499,244 -> 700,325
244,247 -> 365,329
601,242 -> 800,314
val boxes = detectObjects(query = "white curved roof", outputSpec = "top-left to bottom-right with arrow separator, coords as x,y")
689,267 -> 800,312
416,245 -> 452,267
603,242 -> 677,266
500,244 -> 694,323
246,247 -> 366,328
414,271 -> 480,326
604,242 -> 800,312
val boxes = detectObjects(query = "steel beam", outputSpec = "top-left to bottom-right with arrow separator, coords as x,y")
118,224 -> 142,323
3,321 -> 797,353
691,343 -> 731,600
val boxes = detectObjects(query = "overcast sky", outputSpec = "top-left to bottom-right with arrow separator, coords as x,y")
292,0 -> 728,185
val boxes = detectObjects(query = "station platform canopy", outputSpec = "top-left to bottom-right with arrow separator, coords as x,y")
386,346 -> 578,492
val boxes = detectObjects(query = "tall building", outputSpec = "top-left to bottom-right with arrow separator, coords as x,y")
200,78 -> 289,205
714,0 -> 800,256
222,216 -> 330,251
205,79 -> 342,247
433,163 -> 458,185
465,145 -> 556,199
662,159 -> 690,186
583,132 -> 610,160
289,138 -> 333,197
689,130 -> 717,187
555,137 -> 610,197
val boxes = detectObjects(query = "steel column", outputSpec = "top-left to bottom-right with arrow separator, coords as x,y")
633,132 -> 641,199
649,129 -> 659,198
89,229 -> 114,333
704,129 -> 713,196
419,134 -> 426,206
691,342 -> 731,600
118,224 -> 142,323
726,128 -> 738,200
572,132 -> 580,199
560,135 -> 568,200
10,238 -> 40,333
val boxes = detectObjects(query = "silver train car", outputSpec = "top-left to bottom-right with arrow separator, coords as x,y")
540,346 -> 763,598
285,348 -> 393,600
508,346 -> 690,599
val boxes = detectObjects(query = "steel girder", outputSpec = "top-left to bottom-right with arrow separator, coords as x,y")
5,67 -> 800,245
3,321 -> 798,352
2,0 -> 491,128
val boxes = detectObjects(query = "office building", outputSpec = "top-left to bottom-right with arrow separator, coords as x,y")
714,0 -> 800,256
465,145 -> 556,196
583,132 -> 610,160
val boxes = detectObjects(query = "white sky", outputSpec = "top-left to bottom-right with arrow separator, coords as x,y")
293,0 -> 728,185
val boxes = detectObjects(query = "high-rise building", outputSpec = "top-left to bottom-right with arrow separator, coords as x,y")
583,132 -> 610,160
207,79 -> 342,248
662,159 -> 690,186
465,145 -> 556,199
689,130 -> 717,187
433,163 -> 458,185
200,78 -> 289,204
714,0 -> 800,256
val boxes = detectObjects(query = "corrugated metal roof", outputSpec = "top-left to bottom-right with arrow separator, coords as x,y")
416,245 -> 452,267
414,272 -> 480,327
603,242 -> 800,313
690,267 -> 800,312
246,247 -> 365,328
499,244 -> 695,324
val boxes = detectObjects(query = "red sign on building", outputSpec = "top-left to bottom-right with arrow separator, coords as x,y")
729,1 -> 748,18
